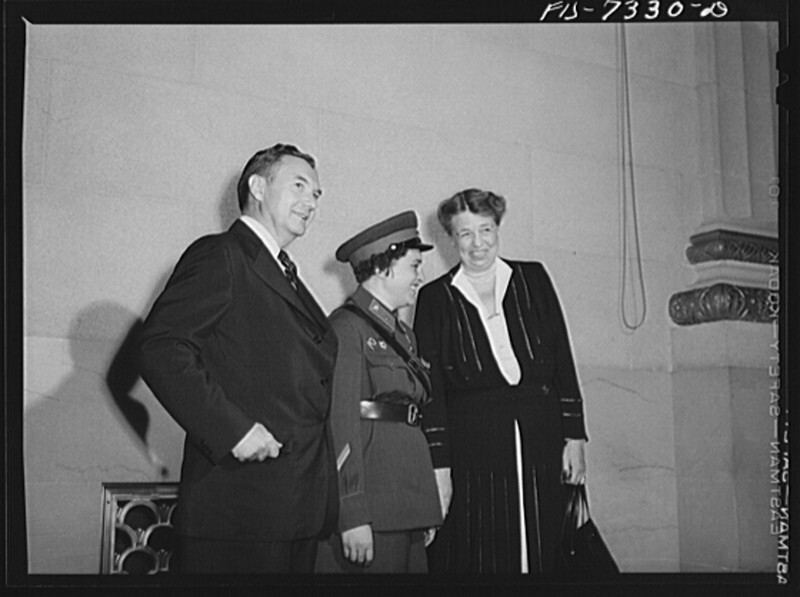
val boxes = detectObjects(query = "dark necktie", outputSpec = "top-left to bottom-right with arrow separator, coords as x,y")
278,250 -> 298,289
278,250 -> 324,330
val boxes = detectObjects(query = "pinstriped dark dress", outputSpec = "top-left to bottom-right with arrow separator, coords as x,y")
413,260 -> 587,574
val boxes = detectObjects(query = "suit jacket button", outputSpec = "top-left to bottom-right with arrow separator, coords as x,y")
314,335 -> 322,344
320,377 -> 328,387
542,384 -> 550,394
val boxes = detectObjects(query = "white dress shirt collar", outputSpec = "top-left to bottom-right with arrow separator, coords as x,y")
240,215 -> 281,261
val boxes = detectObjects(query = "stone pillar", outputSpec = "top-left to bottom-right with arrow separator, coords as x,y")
671,322 -> 777,572
668,22 -> 779,572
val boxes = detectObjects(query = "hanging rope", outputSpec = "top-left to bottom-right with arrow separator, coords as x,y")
616,23 -> 647,332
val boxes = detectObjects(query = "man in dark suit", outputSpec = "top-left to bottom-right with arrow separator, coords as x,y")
138,143 -> 338,574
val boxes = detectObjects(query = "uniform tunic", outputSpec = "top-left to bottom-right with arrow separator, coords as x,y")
316,286 -> 442,572
414,260 -> 587,574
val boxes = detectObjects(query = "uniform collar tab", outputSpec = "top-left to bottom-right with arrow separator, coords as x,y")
351,286 -> 396,331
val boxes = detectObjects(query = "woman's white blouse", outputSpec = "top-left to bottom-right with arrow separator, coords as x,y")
451,258 -> 522,385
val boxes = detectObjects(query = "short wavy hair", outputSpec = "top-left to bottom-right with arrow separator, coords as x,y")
352,244 -> 412,284
437,188 -> 507,236
236,144 -> 316,212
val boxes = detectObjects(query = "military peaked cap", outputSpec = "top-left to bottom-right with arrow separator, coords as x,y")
335,210 -> 433,266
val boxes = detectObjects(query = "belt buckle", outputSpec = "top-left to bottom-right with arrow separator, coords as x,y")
406,403 -> 420,426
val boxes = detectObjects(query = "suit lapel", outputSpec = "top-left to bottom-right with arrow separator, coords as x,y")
252,250 -> 331,334
295,278 -> 330,331
231,221 -> 330,340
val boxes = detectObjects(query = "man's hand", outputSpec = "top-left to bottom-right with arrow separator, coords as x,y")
562,439 -> 586,485
434,467 -> 453,519
342,524 -> 373,565
231,423 -> 282,461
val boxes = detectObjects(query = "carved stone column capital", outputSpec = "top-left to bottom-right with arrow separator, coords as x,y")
669,228 -> 777,325
669,283 -> 774,326
686,229 -> 778,265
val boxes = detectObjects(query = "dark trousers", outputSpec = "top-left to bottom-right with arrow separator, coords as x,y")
177,536 -> 318,574
315,530 -> 428,573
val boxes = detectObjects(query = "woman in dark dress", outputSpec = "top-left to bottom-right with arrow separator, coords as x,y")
414,188 -> 588,574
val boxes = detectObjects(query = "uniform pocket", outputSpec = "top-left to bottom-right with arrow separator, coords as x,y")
364,351 -> 410,395
364,351 -> 404,368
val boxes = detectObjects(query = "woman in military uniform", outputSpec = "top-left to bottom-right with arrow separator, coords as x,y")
315,211 -> 443,573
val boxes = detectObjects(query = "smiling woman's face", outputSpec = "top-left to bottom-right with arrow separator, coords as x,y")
450,210 -> 500,273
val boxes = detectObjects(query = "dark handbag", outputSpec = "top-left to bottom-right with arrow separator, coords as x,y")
555,483 -> 620,576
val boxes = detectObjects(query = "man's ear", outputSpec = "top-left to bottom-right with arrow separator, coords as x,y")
248,174 -> 265,202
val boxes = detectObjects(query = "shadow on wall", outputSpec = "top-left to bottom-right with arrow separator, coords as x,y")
26,299 -> 179,483
105,316 -> 169,477
25,298 -> 184,572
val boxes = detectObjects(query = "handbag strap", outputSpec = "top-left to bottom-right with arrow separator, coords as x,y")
341,303 -> 432,397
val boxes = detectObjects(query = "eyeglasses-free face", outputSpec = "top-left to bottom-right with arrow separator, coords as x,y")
450,211 -> 500,274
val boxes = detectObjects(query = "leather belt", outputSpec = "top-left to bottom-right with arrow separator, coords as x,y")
359,400 -> 421,427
